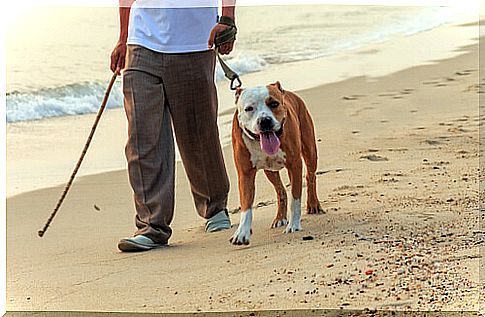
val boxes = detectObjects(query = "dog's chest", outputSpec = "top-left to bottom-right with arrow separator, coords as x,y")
242,134 -> 286,171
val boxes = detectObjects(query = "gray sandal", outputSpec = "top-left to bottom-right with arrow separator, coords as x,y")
118,235 -> 166,252
205,209 -> 231,233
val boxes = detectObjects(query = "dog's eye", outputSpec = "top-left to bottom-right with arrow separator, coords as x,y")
245,106 -> 254,112
268,102 -> 279,109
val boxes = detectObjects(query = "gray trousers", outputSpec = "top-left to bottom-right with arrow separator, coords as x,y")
122,45 -> 230,244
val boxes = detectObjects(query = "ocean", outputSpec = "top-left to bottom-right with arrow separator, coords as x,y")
6,5 -> 455,123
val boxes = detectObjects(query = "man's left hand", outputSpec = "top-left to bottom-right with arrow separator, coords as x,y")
208,24 -> 235,55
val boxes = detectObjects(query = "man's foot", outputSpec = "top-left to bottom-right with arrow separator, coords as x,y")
118,234 -> 166,252
205,209 -> 231,233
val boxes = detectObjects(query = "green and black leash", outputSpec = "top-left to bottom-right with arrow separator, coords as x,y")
215,16 -> 242,90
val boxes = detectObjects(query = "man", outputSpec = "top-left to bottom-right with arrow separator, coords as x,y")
110,0 -> 236,252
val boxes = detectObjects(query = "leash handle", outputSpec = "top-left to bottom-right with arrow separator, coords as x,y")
38,72 -> 118,237
216,49 -> 242,90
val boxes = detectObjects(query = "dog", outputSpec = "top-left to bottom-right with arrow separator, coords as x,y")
230,81 -> 323,245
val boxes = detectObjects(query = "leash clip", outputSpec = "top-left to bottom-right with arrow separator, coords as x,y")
230,75 -> 242,91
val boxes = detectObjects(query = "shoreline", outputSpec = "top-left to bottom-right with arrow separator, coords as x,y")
5,14 -> 479,198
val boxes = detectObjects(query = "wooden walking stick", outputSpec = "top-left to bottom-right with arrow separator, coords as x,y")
38,72 -> 118,237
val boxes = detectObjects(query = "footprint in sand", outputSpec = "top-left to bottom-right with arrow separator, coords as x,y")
387,148 -> 408,152
448,127 -> 471,133
424,139 -> 442,146
378,92 -> 398,97
455,70 -> 474,76
360,154 -> 388,162
256,200 -> 276,208
316,168 -> 345,176
342,96 -> 358,101
351,106 -> 374,116
342,94 -> 366,101
401,88 -> 414,95
383,172 -> 405,177
463,84 -> 484,93
422,80 -> 439,85
457,150 -> 469,158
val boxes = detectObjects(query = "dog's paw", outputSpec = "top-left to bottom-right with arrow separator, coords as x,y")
229,226 -> 252,245
284,222 -> 302,234
307,204 -> 325,214
271,218 -> 288,228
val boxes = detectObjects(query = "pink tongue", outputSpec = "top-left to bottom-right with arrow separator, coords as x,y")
260,132 -> 281,156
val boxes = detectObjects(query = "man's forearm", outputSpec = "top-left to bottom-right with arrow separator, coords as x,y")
118,0 -> 135,43
222,0 -> 235,19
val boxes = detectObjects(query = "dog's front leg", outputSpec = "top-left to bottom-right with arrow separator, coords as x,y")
230,169 -> 257,245
285,159 -> 303,233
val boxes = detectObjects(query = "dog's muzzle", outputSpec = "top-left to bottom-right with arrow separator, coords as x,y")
257,116 -> 275,133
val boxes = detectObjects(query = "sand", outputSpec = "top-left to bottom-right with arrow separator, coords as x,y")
6,34 -> 483,314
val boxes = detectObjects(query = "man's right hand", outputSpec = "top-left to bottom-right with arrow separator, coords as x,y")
110,40 -> 127,75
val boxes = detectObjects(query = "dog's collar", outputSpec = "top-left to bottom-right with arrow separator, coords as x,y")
243,128 -> 259,140
242,119 -> 285,141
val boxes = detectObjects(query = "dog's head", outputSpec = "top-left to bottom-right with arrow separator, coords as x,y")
235,82 -> 287,155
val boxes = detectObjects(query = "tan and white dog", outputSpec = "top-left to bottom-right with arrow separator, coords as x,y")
230,82 -> 323,245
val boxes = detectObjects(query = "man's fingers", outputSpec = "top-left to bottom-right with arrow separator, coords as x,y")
208,28 -> 216,48
116,57 -> 125,75
219,42 -> 234,55
226,42 -> 234,54
110,52 -> 118,73
220,43 -> 228,54
111,46 -> 126,75
110,42 -> 127,73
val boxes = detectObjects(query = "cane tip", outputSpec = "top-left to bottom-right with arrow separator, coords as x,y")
38,230 -> 45,237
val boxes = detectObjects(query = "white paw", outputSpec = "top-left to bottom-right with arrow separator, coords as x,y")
229,208 -> 253,245
271,218 -> 288,228
230,225 -> 251,245
284,197 -> 302,233
284,222 -> 302,233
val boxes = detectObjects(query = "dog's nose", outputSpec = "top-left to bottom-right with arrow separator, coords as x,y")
258,116 -> 274,132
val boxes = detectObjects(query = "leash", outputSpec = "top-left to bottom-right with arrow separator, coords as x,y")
215,15 -> 242,90
38,72 -> 118,237
216,49 -> 242,90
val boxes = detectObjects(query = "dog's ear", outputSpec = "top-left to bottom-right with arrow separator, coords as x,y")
235,87 -> 244,104
272,81 -> 284,93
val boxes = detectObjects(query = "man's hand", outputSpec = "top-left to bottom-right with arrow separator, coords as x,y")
110,40 -> 127,75
208,23 -> 235,55
111,4 -> 131,75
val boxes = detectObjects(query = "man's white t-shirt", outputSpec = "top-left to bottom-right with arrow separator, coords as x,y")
127,0 -> 219,53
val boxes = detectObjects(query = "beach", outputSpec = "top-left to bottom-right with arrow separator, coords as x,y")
5,5 -> 483,314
